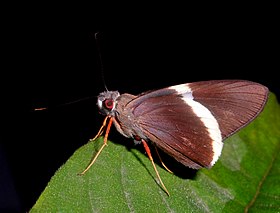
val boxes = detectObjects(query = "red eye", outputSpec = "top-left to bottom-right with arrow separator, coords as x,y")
104,99 -> 114,110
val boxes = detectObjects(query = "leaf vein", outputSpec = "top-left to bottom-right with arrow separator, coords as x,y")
121,154 -> 135,213
244,143 -> 280,213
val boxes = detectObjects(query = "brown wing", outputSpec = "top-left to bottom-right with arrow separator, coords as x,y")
127,80 -> 268,169
187,80 -> 269,139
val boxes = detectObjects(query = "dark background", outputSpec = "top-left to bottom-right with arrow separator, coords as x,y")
1,3 -> 279,213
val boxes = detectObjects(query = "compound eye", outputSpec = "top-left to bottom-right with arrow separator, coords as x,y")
103,99 -> 114,110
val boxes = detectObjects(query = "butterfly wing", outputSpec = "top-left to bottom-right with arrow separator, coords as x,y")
185,80 -> 269,139
127,80 -> 268,169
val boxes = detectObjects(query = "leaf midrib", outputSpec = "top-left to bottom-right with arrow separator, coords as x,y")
244,142 -> 280,212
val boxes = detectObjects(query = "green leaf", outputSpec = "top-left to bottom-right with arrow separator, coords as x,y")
30,92 -> 280,213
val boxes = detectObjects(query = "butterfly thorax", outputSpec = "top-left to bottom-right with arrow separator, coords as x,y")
114,93 -> 148,142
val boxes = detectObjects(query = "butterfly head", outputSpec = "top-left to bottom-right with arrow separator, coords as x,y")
97,91 -> 120,116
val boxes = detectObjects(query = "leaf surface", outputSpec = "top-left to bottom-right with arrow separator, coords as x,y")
30,93 -> 280,213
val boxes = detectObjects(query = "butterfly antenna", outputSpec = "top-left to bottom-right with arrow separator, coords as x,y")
32,96 -> 96,112
95,32 -> 108,91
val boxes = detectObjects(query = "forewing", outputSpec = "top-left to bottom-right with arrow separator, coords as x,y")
127,80 -> 268,169
187,80 -> 269,139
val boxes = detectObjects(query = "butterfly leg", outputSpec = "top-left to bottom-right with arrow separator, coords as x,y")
79,116 -> 113,175
142,139 -> 170,196
90,115 -> 110,141
154,146 -> 173,174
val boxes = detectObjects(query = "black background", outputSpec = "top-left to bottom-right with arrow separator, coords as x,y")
1,3 -> 279,213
